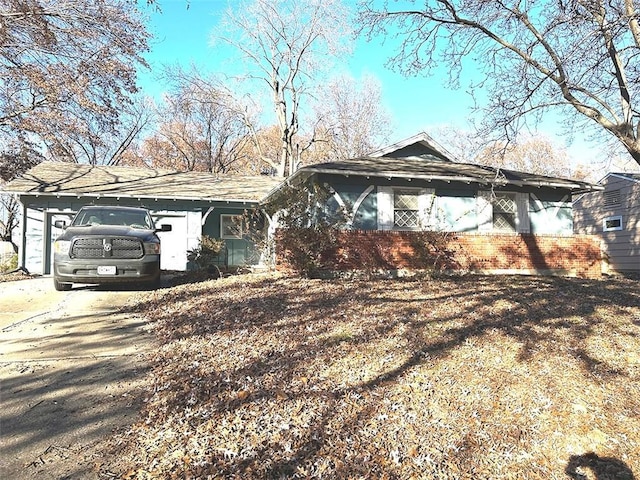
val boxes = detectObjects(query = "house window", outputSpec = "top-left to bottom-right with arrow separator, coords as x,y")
493,193 -> 517,232
220,214 -> 243,239
603,215 -> 623,232
604,189 -> 621,207
393,189 -> 420,229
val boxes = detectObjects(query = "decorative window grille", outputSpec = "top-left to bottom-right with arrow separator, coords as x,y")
394,190 -> 420,229
493,193 -> 517,232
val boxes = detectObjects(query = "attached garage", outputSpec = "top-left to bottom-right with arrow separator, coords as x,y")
3,162 -> 280,275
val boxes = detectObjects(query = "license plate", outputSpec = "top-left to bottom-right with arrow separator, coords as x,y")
97,266 -> 117,275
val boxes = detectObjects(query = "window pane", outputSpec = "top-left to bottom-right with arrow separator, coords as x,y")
494,194 -> 516,213
494,212 -> 516,232
393,190 -> 420,229
603,216 -> 623,231
493,194 -> 517,232
395,210 -> 419,228
394,191 -> 419,210
221,215 -> 242,238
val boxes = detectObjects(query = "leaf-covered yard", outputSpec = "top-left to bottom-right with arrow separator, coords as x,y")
107,273 -> 640,479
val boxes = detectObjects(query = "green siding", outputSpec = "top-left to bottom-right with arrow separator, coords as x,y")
529,193 -> 573,235
437,193 -> 478,232
320,177 -> 575,235
202,207 -> 257,267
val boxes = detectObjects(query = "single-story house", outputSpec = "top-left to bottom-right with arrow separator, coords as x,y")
265,133 -> 604,276
2,161 -> 280,274
574,172 -> 640,274
3,132 -> 605,277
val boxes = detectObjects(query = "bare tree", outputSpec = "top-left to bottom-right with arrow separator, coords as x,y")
0,0 -> 150,161
312,74 -> 392,161
43,95 -> 156,165
0,193 -> 19,244
0,134 -> 42,180
148,69 -> 253,174
234,125 -> 285,175
476,136 -> 576,179
219,0 -> 352,177
432,126 -> 582,179
358,1 -> 640,168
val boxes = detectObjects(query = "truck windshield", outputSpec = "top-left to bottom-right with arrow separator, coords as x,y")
72,210 -> 154,229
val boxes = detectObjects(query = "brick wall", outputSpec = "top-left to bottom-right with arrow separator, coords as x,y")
276,229 -> 602,278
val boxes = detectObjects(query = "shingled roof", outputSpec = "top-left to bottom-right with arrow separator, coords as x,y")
270,156 -> 602,196
3,162 -> 281,203
610,172 -> 640,183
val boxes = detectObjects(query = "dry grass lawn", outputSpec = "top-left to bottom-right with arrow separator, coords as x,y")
105,273 -> 640,479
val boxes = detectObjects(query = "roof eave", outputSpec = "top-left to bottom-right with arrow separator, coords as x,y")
270,166 -> 603,193
9,190 -> 262,204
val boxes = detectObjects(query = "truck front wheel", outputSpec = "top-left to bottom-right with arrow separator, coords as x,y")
53,277 -> 72,291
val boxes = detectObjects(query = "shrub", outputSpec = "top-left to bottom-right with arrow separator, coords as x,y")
0,253 -> 18,273
277,226 -> 340,276
187,236 -> 225,273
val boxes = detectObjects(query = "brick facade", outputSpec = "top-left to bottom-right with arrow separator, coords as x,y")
276,230 -> 602,278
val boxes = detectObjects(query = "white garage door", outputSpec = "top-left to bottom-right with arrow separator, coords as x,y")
154,215 -> 188,271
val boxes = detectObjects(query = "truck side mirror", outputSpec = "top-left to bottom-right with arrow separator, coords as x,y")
157,224 -> 172,232
54,220 -> 68,229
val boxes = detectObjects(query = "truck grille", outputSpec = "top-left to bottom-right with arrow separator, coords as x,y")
71,237 -> 144,259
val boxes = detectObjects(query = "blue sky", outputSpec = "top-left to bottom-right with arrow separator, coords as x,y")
139,1 -> 481,136
137,0 -> 609,172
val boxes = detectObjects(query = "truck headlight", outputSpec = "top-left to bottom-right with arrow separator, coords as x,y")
143,242 -> 161,255
54,240 -> 71,255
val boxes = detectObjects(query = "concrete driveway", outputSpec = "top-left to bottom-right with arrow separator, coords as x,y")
0,277 -> 153,479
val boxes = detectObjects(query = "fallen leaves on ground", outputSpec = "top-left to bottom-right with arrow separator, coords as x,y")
106,273 -> 640,479
0,270 -> 36,283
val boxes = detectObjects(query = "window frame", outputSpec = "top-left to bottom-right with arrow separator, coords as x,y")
393,188 -> 421,230
603,215 -> 623,232
492,192 -> 518,233
477,190 -> 530,234
220,214 -> 243,239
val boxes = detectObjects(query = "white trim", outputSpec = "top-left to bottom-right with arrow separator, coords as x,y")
352,185 -> 375,224
335,185 -> 376,229
367,131 -> 460,162
203,207 -> 215,225
516,192 -> 530,233
477,191 -> 493,232
477,190 -> 531,233
603,172 -> 640,184
603,215 -> 623,232
377,187 -> 394,230
418,188 -> 437,229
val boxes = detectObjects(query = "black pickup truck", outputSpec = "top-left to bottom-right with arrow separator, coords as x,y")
52,206 -> 172,291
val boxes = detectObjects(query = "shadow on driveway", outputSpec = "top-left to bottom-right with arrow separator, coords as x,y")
0,278 -> 153,479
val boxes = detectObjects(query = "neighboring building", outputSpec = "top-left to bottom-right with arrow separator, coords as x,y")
2,162 -> 280,275
574,172 -> 640,274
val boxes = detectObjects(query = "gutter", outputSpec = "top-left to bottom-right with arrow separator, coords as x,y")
261,167 -> 604,203
8,191 -> 262,205
296,166 -> 489,185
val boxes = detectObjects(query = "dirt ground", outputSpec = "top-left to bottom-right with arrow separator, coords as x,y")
0,277 -> 154,479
